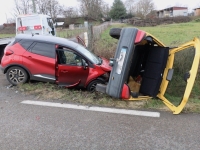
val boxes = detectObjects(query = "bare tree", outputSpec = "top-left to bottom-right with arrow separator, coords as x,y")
35,0 -> 49,14
79,3 -> 87,17
12,0 -> 62,22
7,18 -> 16,23
63,7 -> 79,18
13,0 -> 32,16
125,0 -> 135,14
77,0 -> 108,20
47,0 -> 62,21
101,2 -> 110,18
134,0 -> 155,19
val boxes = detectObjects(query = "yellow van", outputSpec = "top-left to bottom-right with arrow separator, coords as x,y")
96,27 -> 200,114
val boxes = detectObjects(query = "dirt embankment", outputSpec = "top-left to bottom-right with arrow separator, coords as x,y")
0,26 -> 15,34
129,16 -> 191,27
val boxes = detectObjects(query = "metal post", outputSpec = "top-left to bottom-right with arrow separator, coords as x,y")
87,24 -> 94,52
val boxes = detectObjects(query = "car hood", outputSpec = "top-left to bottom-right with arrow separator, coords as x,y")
100,57 -> 112,72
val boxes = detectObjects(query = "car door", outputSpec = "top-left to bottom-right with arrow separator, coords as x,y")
22,42 -> 56,82
56,48 -> 89,87
157,37 -> 200,114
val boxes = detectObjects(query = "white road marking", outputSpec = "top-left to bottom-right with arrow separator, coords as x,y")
21,100 -> 160,118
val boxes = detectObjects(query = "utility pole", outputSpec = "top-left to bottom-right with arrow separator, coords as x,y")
32,0 -> 36,13
5,13 -> 8,23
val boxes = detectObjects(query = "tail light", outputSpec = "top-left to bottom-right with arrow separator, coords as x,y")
18,26 -> 27,31
34,25 -> 42,30
121,83 -> 130,99
5,49 -> 14,56
135,30 -> 146,44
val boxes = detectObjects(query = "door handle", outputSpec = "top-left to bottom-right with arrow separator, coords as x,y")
61,70 -> 68,73
28,56 -> 32,58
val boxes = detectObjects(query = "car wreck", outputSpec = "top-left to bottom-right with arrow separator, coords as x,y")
96,27 -> 200,114
0,34 -> 111,91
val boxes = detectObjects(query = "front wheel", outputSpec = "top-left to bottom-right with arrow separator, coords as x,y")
6,66 -> 28,85
86,79 -> 104,92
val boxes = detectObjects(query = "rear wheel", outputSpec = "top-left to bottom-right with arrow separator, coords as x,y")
87,79 -> 104,92
109,28 -> 122,39
6,66 -> 28,85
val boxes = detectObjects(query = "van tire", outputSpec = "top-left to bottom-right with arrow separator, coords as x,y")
109,28 -> 122,39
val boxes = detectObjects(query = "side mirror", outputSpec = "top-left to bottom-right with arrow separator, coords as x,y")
51,30 -> 55,36
83,61 -> 88,69
109,58 -> 115,67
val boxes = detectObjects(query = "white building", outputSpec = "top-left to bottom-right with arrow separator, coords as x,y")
157,7 -> 188,18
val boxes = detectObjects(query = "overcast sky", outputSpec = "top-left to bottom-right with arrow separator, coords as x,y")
0,0 -> 199,25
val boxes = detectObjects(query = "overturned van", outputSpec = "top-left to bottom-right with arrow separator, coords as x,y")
96,27 -> 200,114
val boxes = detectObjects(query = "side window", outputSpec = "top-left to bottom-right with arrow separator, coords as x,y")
47,18 -> 53,29
57,50 -> 82,66
31,42 -> 55,58
19,40 -> 33,50
164,47 -> 195,100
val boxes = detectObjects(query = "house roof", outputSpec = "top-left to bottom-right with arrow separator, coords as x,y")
157,6 -> 188,12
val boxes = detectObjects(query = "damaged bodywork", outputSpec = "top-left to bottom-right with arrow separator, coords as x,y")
96,27 -> 200,114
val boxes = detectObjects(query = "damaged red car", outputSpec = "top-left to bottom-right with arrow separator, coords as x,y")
0,34 -> 111,91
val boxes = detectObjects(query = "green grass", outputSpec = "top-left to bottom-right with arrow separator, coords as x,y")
139,22 -> 200,46
97,22 -> 200,47
0,34 -> 15,38
94,22 -> 200,59
94,24 -> 128,59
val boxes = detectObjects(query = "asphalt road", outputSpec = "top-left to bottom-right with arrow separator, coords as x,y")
0,71 -> 200,150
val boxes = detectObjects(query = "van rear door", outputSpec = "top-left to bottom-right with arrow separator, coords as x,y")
16,15 -> 43,35
157,38 -> 200,114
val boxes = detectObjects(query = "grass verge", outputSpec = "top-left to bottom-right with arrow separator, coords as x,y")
17,81 -> 200,113
0,34 -> 15,38
139,22 -> 200,46
17,82 -> 146,110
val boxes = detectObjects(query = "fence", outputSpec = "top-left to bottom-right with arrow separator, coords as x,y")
56,27 -> 87,39
59,22 -> 110,52
92,22 -> 110,41
87,22 -> 110,51
57,22 -> 110,39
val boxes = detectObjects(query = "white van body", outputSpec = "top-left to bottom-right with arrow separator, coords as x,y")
16,14 -> 56,36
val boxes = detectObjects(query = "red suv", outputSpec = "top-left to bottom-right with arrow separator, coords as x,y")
0,34 -> 111,91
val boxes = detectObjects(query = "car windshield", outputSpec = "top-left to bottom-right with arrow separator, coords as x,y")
76,45 -> 101,64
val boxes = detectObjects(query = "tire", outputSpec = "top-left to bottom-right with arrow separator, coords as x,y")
6,66 -> 28,85
87,79 -> 104,92
96,83 -> 107,93
109,28 -> 122,39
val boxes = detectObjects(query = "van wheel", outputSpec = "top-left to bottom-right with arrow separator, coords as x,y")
109,28 -> 122,39
6,66 -> 28,85
87,79 -> 104,92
